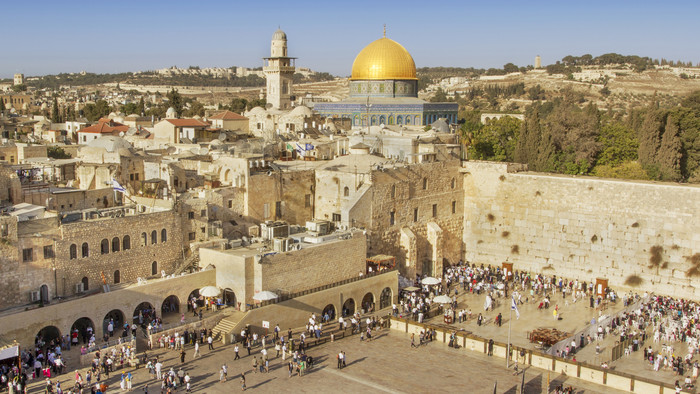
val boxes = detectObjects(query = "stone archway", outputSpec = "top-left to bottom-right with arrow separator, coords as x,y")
70,317 -> 95,345
133,302 -> 155,327
380,287 -> 393,310
161,295 -> 180,315
36,326 -> 61,347
103,309 -> 125,338
187,289 -> 203,311
223,288 -> 236,308
322,304 -> 336,321
361,292 -> 375,314
342,298 -> 355,317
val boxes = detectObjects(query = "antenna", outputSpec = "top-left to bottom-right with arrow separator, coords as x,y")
383,24 -> 386,38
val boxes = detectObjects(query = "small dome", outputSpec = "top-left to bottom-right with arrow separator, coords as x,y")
289,105 -> 313,117
247,106 -> 267,116
272,29 -> 287,41
86,136 -> 134,153
166,107 -> 177,118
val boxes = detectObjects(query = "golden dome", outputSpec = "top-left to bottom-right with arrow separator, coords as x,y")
350,37 -> 417,81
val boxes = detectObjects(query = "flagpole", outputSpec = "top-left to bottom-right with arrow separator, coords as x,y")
507,304 -> 512,368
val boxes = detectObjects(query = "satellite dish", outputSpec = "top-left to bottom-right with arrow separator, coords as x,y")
189,148 -> 199,154
218,133 -> 227,142
119,131 -> 125,137
199,147 -> 209,155
166,146 -> 177,154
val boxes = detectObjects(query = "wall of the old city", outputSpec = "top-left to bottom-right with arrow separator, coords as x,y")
462,161 -> 700,299
0,216 -> 20,307
247,170 -> 314,225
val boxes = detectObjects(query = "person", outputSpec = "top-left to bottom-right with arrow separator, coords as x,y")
193,342 -> 200,358
410,333 -> 416,348
126,371 -> 132,391
488,339 -> 494,356
252,357 -> 258,373
208,335 -> 214,350
220,364 -> 227,382
288,361 -> 294,378
240,372 -> 246,391
180,349 -> 185,363
337,351 -> 343,369
234,344 -> 240,360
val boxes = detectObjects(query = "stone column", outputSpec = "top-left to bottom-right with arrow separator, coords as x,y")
400,227 -> 417,278
427,221 -> 443,277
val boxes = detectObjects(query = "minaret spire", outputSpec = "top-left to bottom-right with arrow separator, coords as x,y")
383,24 -> 386,38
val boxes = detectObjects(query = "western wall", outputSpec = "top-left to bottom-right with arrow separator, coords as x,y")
462,161 -> 700,299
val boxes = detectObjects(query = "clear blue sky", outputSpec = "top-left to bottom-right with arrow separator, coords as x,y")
3,0 -> 699,78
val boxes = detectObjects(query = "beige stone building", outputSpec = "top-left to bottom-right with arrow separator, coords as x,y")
208,110 -> 249,133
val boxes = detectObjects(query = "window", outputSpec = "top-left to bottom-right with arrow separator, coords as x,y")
152,261 -> 158,276
1,224 -> 7,237
101,239 -> 109,254
22,248 -> 33,262
187,212 -> 194,219
81,276 -> 89,291
43,245 -> 54,259
332,213 -> 341,222
264,203 -> 270,219
390,210 -> 395,226
422,178 -> 427,190
275,201 -> 282,218
113,270 -> 120,284
161,229 -> 167,243
343,186 -> 349,197
305,194 -> 311,208
188,232 -> 195,241
432,204 -> 437,218
451,177 -> 456,189
69,244 -> 77,259
141,232 -> 147,246
201,227 -> 206,233
452,201 -> 456,214
151,230 -> 157,244
200,209 -> 206,217
82,242 -> 89,258
112,237 -> 120,252
228,200 -> 233,209
122,235 -> 131,250
413,208 -> 418,222
391,185 -> 396,198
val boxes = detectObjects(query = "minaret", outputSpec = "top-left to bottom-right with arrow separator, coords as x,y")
264,28 -> 296,110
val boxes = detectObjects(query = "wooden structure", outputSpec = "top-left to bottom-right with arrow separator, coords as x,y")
366,254 -> 396,274
502,262 -> 513,281
528,327 -> 569,347
595,278 -> 608,297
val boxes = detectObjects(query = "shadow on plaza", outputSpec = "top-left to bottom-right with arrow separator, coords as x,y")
278,299 -> 319,314
502,371 -> 543,394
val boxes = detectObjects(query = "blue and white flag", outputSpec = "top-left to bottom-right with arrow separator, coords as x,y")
511,295 -> 520,319
112,178 -> 126,193
295,142 -> 305,157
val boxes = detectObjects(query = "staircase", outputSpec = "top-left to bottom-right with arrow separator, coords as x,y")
173,252 -> 200,276
211,311 -> 247,343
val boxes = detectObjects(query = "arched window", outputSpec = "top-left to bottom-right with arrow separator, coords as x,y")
151,230 -> 157,244
451,177 -> 456,189
397,115 -> 403,125
123,235 -> 131,250
151,261 -> 158,276
69,244 -> 77,259
161,229 -> 167,243
81,242 -> 89,258
81,276 -> 89,291
113,270 -> 120,284
141,232 -> 147,247
388,115 -> 394,125
100,239 -> 109,254
422,178 -> 428,190
111,237 -> 120,252
391,185 -> 396,199
343,186 -> 349,197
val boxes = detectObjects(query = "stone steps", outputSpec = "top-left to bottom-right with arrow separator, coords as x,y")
211,311 -> 246,342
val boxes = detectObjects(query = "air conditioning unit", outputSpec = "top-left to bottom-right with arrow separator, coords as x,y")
265,222 -> 289,240
273,237 -> 290,253
306,220 -> 330,236
75,283 -> 84,293
30,291 -> 40,302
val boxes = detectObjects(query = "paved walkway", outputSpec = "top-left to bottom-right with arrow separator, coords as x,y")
27,323 -> 629,393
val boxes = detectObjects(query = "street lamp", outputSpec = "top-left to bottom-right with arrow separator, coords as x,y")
365,96 -> 372,136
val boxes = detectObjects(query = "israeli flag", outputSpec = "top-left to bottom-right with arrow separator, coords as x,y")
295,142 -> 305,157
112,178 -> 126,193
511,295 -> 520,319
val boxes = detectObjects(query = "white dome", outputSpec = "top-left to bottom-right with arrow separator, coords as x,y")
247,106 -> 267,116
166,107 -> 177,119
86,136 -> 134,153
289,105 -> 313,117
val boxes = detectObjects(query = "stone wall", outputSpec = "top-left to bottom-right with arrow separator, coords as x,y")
0,216 -> 20,306
261,232 -> 367,295
0,163 -> 21,203
462,161 -> 700,299
247,170 -> 314,225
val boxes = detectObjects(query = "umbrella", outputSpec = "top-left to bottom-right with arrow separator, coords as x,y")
253,291 -> 279,301
199,286 -> 221,297
403,286 -> 420,292
421,277 -> 441,286
433,295 -> 453,304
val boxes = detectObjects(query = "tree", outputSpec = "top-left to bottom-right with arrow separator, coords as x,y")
431,88 -> 447,103
595,121 -> 638,167
138,97 -> 145,116
230,98 -> 248,113
51,98 -> 60,123
166,88 -> 183,117
184,100 -> 205,117
0,99 -> 4,111
656,113 -> 683,181
503,63 -> 519,74
11,84 -> 26,92
468,116 -> 521,161
82,100 -> 111,121
47,146 -> 71,159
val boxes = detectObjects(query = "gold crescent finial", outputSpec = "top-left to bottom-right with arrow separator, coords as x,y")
383,24 -> 386,38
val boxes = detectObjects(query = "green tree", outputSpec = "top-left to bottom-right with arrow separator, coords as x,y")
229,98 -> 249,113
82,100 -> 111,121
51,98 -> 60,123
656,112 -> 683,181
121,102 -> 140,115
47,146 -> 71,159
431,88 -> 447,102
468,116 -> 521,161
166,88 -> 183,117
11,84 -> 27,92
184,100 -> 205,117
595,121 -> 638,167
138,97 -> 145,116
503,63 -> 519,74
0,98 -> 5,111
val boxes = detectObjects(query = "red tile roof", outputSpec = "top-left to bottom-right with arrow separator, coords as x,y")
209,110 -> 248,121
165,119 -> 209,127
78,121 -> 129,134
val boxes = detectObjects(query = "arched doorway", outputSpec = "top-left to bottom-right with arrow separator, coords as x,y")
223,288 -> 236,308
161,295 -> 180,315
322,304 -> 336,322
380,287 -> 392,310
133,302 -> 155,326
342,298 -> 355,317
187,289 -> 202,311
361,292 -> 375,314
39,284 -> 49,304
103,309 -> 125,338
36,326 -> 61,347
71,317 -> 95,345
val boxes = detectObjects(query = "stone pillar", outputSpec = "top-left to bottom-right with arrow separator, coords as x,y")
427,221 -> 443,277
400,227 -> 417,278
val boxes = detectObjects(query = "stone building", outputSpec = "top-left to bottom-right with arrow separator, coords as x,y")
263,29 -> 296,110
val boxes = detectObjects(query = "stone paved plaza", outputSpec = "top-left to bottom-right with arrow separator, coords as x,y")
26,323 -> 632,393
